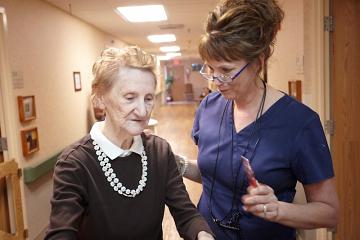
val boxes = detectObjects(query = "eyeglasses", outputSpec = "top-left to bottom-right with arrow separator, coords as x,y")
199,62 -> 249,83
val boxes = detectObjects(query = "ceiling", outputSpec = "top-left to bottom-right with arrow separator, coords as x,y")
45,0 -> 219,59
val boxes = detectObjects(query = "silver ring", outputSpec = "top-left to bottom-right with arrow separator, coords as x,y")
263,204 -> 267,217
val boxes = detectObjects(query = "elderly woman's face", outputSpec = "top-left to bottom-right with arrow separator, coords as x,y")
102,67 -> 155,136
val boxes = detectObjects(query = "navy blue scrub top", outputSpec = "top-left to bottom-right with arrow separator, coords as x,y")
192,92 -> 334,240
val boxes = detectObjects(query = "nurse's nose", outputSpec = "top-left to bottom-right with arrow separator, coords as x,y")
213,78 -> 224,86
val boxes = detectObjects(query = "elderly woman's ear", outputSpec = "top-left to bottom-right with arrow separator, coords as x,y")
92,95 -> 105,110
92,95 -> 106,121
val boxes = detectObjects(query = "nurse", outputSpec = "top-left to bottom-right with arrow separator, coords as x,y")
180,0 -> 339,239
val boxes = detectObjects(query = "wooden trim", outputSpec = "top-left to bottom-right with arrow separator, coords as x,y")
288,80 -> 302,102
0,160 -> 25,240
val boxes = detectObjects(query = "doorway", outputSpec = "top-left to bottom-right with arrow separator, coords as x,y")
331,0 -> 360,239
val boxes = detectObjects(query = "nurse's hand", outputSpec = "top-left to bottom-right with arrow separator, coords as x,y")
242,184 -> 279,221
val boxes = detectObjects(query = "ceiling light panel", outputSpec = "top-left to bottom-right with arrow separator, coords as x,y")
166,52 -> 182,57
116,5 -> 167,22
160,46 -> 180,52
147,34 -> 176,43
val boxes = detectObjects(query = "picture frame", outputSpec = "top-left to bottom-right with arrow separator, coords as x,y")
20,127 -> 39,156
73,71 -> 82,91
17,95 -> 36,122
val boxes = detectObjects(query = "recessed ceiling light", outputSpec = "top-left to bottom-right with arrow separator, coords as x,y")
116,5 -> 167,23
166,52 -> 182,57
157,55 -> 171,61
148,34 -> 176,43
160,46 -> 180,52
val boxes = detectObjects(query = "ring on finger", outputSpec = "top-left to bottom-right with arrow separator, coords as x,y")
263,204 -> 267,217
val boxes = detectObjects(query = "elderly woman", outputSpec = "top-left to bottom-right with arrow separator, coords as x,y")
45,46 -> 214,240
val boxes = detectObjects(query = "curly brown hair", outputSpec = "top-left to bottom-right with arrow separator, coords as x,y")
199,0 -> 284,64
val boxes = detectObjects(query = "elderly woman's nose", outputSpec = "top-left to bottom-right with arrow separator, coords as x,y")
135,101 -> 147,117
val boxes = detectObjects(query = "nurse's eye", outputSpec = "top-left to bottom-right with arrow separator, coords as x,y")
220,67 -> 232,75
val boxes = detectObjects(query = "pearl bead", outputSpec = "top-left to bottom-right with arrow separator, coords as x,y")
92,140 -> 148,198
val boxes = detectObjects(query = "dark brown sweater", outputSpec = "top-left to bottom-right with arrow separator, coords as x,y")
45,134 -> 212,240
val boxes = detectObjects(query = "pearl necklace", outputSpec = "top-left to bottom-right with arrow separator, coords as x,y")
92,140 -> 148,198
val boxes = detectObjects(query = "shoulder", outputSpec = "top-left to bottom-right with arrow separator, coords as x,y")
276,93 -> 320,130
199,91 -> 224,109
141,133 -> 172,153
57,135 -> 93,165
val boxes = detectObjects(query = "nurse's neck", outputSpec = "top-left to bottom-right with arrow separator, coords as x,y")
233,79 -> 265,112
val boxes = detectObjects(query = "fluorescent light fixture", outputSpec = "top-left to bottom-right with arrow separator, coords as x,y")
116,5 -> 167,22
160,46 -> 180,52
157,55 -> 171,61
166,52 -> 182,57
147,34 -> 176,43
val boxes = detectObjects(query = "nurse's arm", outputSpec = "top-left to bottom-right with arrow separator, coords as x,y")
277,177 -> 339,228
174,154 -> 202,183
183,159 -> 202,183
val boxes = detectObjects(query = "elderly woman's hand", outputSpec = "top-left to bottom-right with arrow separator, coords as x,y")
197,231 -> 215,240
242,184 -> 279,221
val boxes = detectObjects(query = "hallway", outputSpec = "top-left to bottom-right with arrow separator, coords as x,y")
152,102 -> 203,240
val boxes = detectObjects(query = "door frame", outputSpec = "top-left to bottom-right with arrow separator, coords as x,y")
0,6 -> 25,234
303,0 -> 332,239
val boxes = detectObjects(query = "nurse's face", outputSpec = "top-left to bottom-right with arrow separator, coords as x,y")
102,67 -> 156,136
205,59 -> 258,100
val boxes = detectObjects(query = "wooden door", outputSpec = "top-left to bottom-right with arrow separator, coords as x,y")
170,65 -> 186,102
331,0 -> 360,239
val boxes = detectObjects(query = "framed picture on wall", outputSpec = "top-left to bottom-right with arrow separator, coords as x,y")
73,71 -> 82,91
17,95 -> 36,122
20,127 -> 39,156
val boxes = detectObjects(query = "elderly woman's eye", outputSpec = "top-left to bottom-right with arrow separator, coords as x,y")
124,94 -> 136,101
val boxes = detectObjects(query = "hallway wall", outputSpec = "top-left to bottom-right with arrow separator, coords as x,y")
268,0 -> 304,95
0,0 -> 126,238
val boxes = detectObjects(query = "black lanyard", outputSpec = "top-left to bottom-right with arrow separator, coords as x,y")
208,80 -> 267,232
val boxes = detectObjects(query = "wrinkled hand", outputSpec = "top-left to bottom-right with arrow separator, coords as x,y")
242,183 -> 279,221
197,231 -> 214,240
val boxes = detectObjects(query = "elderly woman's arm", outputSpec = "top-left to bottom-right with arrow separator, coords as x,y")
174,155 -> 202,183
166,151 -> 214,239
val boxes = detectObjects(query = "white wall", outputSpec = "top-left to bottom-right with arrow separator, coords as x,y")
268,0 -> 304,93
0,0 -> 126,238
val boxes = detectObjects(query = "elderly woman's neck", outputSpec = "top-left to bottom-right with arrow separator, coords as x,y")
101,123 -> 133,150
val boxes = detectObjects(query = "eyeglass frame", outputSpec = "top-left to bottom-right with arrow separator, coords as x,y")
199,62 -> 250,83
